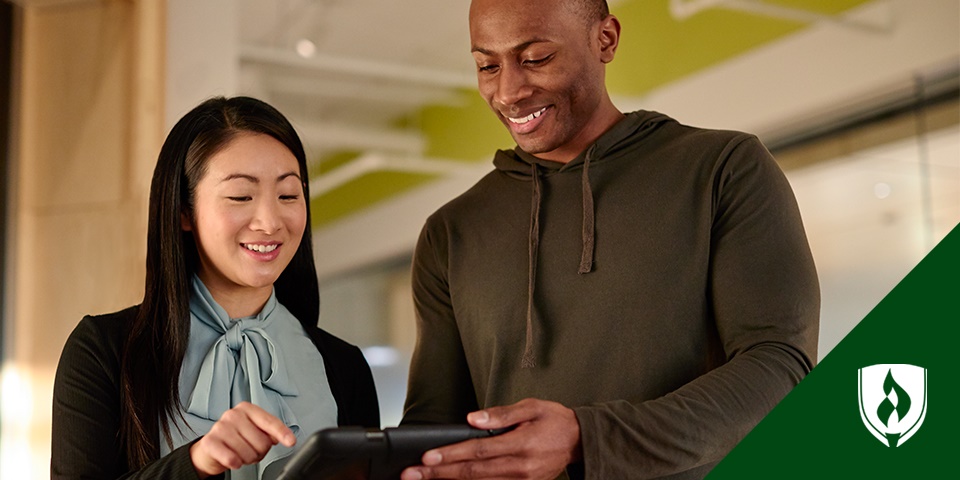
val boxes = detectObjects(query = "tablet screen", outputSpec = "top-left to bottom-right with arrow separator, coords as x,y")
277,425 -> 509,480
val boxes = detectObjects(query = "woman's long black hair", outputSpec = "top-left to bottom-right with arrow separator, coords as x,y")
119,96 -> 320,467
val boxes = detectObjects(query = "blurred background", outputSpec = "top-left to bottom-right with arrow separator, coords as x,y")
0,0 -> 957,477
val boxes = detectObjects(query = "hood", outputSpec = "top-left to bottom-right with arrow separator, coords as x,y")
493,110 -> 671,368
492,110 -> 671,178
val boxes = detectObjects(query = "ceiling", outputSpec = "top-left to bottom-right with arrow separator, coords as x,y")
237,0 -> 475,156
228,0 -> 956,229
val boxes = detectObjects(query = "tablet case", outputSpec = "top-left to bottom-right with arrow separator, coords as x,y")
277,425 -> 509,480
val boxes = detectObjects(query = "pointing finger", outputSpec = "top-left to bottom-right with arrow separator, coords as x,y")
236,402 -> 296,447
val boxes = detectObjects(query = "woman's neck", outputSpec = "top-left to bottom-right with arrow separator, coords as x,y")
197,275 -> 272,319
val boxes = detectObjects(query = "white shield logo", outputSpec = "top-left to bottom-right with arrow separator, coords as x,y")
858,364 -> 927,447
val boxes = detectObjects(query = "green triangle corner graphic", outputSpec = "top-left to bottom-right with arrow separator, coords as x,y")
708,222 -> 960,479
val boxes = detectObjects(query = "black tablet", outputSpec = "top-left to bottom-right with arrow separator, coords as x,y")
277,425 -> 510,480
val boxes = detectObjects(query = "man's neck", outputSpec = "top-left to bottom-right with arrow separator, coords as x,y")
534,103 -> 625,164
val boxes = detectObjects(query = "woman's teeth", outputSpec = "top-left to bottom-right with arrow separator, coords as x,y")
244,244 -> 278,253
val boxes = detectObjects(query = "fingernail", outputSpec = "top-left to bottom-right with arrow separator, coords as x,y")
402,470 -> 423,480
423,450 -> 442,465
469,411 -> 489,425
284,433 -> 296,446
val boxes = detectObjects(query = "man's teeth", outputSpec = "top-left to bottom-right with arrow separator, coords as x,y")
507,107 -> 546,124
245,244 -> 278,253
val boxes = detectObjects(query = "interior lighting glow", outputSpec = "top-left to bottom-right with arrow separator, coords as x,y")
874,182 -> 892,199
0,365 -> 35,479
296,39 -> 316,58
362,346 -> 400,367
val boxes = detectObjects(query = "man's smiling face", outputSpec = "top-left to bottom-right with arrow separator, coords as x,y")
469,0 -> 613,162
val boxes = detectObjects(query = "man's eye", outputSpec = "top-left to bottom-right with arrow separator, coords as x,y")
523,56 -> 549,66
478,64 -> 499,73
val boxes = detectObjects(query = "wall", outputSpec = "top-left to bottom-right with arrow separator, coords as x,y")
0,1 -> 165,477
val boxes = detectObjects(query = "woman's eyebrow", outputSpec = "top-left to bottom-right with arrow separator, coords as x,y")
277,171 -> 301,182
219,171 -> 301,184
220,173 -> 259,184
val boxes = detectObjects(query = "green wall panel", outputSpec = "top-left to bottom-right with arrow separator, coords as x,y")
417,89 -> 514,161
311,171 -> 440,228
608,0 -> 872,96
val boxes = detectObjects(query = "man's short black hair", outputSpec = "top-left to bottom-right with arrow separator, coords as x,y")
569,0 -> 609,23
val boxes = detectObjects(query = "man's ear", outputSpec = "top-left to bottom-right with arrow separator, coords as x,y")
598,14 -> 621,64
181,211 -> 193,231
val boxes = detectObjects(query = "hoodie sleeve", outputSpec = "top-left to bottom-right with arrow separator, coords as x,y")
573,135 -> 820,479
402,217 -> 480,425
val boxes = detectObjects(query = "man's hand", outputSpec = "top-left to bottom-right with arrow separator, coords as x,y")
190,402 -> 295,479
400,398 -> 582,480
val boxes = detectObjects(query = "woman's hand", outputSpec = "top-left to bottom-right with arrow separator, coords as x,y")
189,402 -> 295,478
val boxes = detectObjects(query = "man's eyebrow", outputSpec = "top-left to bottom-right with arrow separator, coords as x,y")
471,39 -> 551,55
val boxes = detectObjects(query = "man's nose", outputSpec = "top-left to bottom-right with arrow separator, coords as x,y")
493,65 -> 533,112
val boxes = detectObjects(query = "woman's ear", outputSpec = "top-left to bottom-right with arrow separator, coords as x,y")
598,14 -> 621,64
180,212 -> 193,232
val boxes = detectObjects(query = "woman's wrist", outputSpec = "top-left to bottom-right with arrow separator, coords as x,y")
189,440 -> 215,479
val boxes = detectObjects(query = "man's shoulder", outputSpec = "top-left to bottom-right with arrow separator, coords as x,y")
640,111 -> 757,146
424,167 -> 504,224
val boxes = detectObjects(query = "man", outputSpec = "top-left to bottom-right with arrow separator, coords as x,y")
400,0 -> 820,478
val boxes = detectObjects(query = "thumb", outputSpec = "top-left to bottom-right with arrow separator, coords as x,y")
467,399 -> 539,429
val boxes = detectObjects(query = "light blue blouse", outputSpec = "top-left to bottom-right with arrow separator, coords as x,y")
161,276 -> 338,479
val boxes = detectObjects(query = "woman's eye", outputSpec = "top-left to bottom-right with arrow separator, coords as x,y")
227,196 -> 252,202
280,195 -> 300,201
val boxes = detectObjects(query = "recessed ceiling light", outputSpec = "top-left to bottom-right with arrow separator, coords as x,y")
874,182 -> 892,199
296,39 -> 316,58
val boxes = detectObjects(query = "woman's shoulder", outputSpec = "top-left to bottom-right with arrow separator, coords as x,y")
75,304 -> 139,335
62,305 -> 140,360
55,305 -> 140,399
302,323 -> 381,427
302,323 -> 364,360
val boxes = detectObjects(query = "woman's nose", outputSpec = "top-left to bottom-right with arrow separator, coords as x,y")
249,199 -> 283,234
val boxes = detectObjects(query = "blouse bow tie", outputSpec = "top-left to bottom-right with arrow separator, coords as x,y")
186,286 -> 301,434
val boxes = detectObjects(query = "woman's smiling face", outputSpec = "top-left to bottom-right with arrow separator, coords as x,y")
184,132 -> 306,312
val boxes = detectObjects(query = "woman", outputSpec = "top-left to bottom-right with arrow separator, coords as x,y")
51,96 -> 380,479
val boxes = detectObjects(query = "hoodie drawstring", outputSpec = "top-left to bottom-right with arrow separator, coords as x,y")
522,152 -> 596,368
522,163 -> 542,369
579,147 -> 596,274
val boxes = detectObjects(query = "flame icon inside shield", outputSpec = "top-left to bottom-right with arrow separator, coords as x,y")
858,364 -> 927,447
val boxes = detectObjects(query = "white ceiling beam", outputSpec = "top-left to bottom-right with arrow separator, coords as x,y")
256,71 -> 466,107
669,0 -> 894,33
309,153 -> 490,198
293,120 -> 426,155
622,0 -> 955,141
240,45 -> 477,90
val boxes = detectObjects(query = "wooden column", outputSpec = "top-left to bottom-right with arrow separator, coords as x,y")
2,1 -> 165,477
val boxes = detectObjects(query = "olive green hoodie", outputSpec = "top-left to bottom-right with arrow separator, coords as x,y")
403,111 -> 819,479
